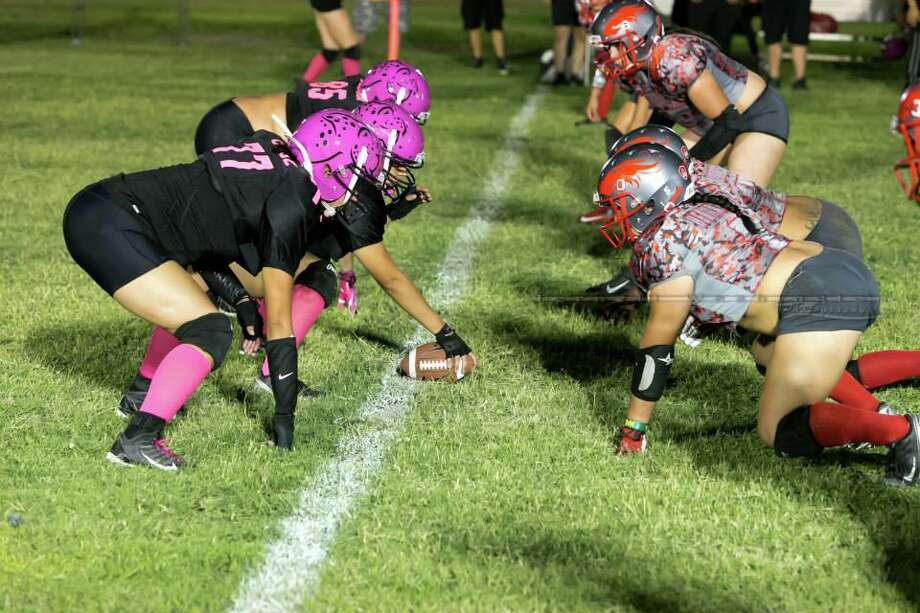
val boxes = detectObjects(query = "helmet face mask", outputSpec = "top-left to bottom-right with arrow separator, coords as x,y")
896,85 -> 920,203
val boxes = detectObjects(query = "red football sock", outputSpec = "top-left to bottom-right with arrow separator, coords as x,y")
342,57 -> 361,77
138,327 -> 180,380
303,52 -> 330,82
809,402 -> 909,448
260,286 -> 325,377
828,371 -> 879,411
855,350 -> 920,390
139,344 -> 211,422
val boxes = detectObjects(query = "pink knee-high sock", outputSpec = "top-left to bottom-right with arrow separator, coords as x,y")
139,345 -> 211,422
260,286 -> 325,377
138,327 -> 180,379
303,52 -> 330,82
342,57 -> 361,77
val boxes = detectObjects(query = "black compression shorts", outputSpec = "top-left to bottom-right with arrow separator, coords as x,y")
777,248 -> 879,335
738,85 -> 789,142
63,181 -> 167,295
194,99 -> 255,155
762,0 -> 811,46
804,201 -> 862,260
551,0 -> 578,27
310,0 -> 342,12
462,0 -> 504,31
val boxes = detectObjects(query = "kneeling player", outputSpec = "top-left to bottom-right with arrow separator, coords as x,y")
595,144 -> 920,486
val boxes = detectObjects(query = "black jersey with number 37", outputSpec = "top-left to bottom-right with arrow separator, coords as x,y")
122,130 -> 318,276
286,75 -> 363,130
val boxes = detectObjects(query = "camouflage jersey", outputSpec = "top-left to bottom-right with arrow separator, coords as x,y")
689,160 -> 786,233
630,200 -> 789,324
642,34 -> 749,135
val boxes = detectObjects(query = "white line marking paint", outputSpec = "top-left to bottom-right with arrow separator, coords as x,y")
229,90 -> 544,613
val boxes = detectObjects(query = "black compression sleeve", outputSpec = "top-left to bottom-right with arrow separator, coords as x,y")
689,105 -> 744,161
199,266 -> 249,306
266,337 -> 298,417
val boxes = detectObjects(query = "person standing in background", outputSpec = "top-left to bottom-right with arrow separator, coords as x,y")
686,0 -> 742,54
763,0 -> 811,90
303,0 -> 362,82
544,0 -> 586,85
461,0 -> 508,75
352,0 -> 410,45
906,0 -> 920,85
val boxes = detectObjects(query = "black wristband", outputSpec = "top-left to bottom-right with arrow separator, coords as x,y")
435,323 -> 472,358
266,337 -> 298,417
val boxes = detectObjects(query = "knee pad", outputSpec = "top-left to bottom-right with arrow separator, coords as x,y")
343,44 -> 361,60
175,313 -> 233,370
295,259 -> 337,308
321,48 -> 340,62
845,359 -> 862,384
773,406 -> 823,458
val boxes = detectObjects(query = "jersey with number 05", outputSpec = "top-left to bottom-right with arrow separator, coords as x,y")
287,75 -> 363,129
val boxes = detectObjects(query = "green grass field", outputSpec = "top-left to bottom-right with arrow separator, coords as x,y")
3,1 -> 920,610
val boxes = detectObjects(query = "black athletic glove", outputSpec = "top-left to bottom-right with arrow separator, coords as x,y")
386,185 -> 431,221
266,337 -> 298,450
435,324 -> 472,358
235,298 -> 264,344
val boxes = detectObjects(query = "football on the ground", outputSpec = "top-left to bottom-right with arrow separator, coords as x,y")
398,342 -> 476,382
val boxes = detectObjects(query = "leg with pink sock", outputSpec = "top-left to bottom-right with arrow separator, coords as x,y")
116,326 -> 180,418
107,313 -> 232,471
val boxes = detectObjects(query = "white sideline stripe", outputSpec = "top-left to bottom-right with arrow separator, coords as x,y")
229,90 -> 545,613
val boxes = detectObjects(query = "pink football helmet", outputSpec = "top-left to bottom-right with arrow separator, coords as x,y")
289,109 -> 388,206
360,60 -> 431,124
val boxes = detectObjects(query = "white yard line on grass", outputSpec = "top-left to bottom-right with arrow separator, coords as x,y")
229,89 -> 545,613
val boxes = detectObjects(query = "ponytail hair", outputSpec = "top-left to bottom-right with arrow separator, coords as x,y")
689,192 -> 761,235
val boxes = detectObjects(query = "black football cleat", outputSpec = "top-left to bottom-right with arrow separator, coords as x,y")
106,431 -> 183,471
253,374 -> 324,399
116,373 -> 151,418
883,414 -> 920,487
585,271 -> 635,297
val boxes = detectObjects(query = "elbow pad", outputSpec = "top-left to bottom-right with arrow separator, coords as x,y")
689,105 -> 744,162
630,344 -> 675,402
199,266 -> 249,306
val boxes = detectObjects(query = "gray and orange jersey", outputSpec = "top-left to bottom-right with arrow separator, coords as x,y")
689,160 -> 786,233
643,34 -> 749,135
630,200 -> 789,325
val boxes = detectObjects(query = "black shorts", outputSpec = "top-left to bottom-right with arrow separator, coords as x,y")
762,0 -> 811,46
462,0 -> 503,31
551,0 -> 577,27
739,85 -> 789,142
804,201 -> 862,260
194,99 -> 254,155
63,181 -> 167,295
310,0 -> 342,12
777,248 -> 879,335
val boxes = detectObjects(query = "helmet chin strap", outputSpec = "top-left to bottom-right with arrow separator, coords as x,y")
273,113 -> 335,216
